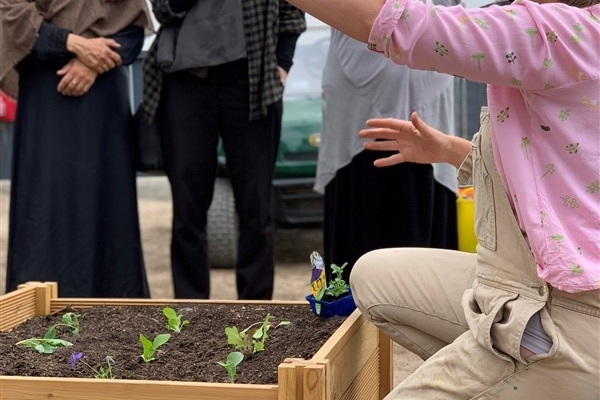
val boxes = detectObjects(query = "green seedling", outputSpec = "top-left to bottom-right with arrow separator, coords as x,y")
324,262 -> 350,298
139,333 -> 171,362
216,351 -> 244,383
45,312 -> 81,337
16,324 -> 73,354
70,353 -> 115,379
58,312 -> 81,335
225,313 -> 290,356
95,355 -> 115,379
163,307 -> 189,333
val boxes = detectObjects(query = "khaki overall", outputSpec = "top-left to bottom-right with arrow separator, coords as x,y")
350,108 -> 600,399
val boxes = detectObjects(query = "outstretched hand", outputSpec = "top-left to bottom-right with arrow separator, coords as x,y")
359,112 -> 453,167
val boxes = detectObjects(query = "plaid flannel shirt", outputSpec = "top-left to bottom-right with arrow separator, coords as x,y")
143,0 -> 306,121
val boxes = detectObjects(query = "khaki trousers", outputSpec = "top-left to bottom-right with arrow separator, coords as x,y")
350,109 -> 600,399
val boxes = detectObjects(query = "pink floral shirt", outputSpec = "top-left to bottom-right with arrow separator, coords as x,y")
369,0 -> 599,292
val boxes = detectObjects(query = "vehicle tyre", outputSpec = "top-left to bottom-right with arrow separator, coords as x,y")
207,177 -> 238,268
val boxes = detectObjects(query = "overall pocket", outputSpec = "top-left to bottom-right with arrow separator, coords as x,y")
463,282 -> 520,361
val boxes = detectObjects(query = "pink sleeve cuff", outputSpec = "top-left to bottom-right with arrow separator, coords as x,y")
367,0 -> 407,56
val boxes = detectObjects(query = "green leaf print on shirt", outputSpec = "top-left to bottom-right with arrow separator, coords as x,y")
392,1 -> 401,9
571,23 -> 583,44
472,53 -> 485,71
520,137 -> 530,160
543,58 -> 553,70
540,211 -> 547,227
551,234 -> 564,252
435,42 -> 449,56
561,195 -> 579,208
504,9 -> 516,19
525,28 -> 538,47
570,264 -> 584,275
496,107 -> 509,122
540,163 -> 556,179
511,77 -> 522,86
583,96 -> 598,110
586,180 -> 600,194
401,10 -> 412,33
558,109 -> 571,121
473,17 -> 489,29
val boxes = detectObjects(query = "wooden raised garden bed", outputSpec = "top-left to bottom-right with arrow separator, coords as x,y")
0,282 -> 393,400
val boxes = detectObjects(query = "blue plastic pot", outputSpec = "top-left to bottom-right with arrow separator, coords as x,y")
305,290 -> 356,318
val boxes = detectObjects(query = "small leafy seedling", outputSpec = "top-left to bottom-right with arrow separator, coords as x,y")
57,312 -> 81,335
15,324 -> 73,354
70,353 -> 115,379
324,262 -> 350,298
225,313 -> 290,356
44,312 -> 82,340
96,355 -> 115,379
139,333 -> 171,362
216,351 -> 244,383
163,307 -> 189,333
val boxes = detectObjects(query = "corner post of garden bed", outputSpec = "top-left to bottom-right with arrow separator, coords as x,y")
303,361 -> 329,400
278,358 -> 310,400
379,331 -> 394,399
17,281 -> 57,316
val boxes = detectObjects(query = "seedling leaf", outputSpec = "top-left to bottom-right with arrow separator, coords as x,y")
153,333 -> 171,348
217,351 -> 244,383
163,307 -> 189,333
225,326 -> 247,348
16,338 -> 73,354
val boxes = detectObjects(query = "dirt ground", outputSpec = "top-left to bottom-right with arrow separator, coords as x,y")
0,177 -> 423,387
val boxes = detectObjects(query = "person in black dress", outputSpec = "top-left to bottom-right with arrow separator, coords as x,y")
1,0 -> 152,297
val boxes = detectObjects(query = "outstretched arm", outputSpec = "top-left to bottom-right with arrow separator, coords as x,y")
359,112 -> 471,168
285,0 -> 384,43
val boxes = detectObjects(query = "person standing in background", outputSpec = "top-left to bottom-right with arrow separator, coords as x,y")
316,22 -> 459,283
1,0 -> 152,297
143,0 -> 306,299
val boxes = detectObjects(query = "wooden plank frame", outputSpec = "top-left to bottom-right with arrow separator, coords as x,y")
0,282 -> 393,400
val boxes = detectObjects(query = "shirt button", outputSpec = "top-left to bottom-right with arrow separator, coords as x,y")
538,286 -> 548,296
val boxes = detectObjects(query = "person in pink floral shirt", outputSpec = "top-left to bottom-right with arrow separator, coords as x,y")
286,0 -> 599,398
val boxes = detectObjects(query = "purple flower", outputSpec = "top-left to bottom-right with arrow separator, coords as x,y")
70,352 -> 83,368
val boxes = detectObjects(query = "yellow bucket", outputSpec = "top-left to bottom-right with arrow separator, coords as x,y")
457,187 -> 477,253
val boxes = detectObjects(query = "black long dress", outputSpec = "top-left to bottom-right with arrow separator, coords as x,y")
5,25 -> 149,298
323,149 -> 459,284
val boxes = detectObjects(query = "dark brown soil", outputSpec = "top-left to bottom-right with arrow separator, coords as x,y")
0,304 -> 345,384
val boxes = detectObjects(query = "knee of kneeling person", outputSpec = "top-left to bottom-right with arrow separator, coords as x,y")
349,250 -> 381,295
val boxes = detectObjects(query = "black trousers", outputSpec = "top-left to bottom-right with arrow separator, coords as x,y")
159,59 -> 282,299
